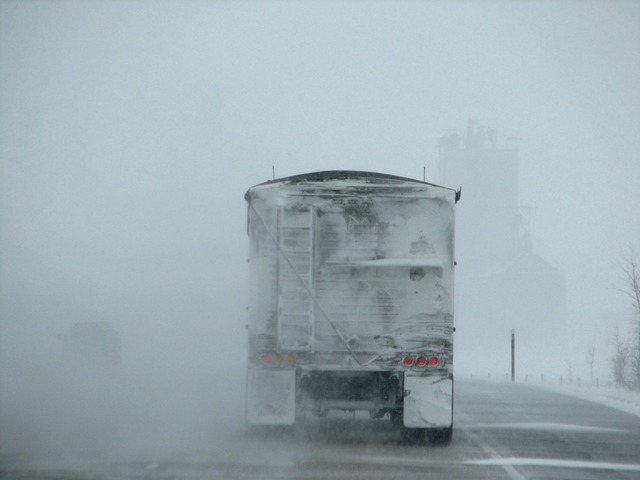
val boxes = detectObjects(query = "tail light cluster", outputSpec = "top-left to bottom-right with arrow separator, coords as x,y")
260,354 -> 296,367
403,355 -> 441,368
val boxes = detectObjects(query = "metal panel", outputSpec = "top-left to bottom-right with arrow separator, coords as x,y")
277,207 -> 315,351
403,375 -> 452,428
246,369 -> 296,425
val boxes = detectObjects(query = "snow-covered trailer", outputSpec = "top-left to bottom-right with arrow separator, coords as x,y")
244,171 -> 459,444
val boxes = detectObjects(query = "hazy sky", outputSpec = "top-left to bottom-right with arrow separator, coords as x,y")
1,1 -> 639,369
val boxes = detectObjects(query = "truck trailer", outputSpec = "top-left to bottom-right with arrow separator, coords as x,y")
244,171 -> 459,444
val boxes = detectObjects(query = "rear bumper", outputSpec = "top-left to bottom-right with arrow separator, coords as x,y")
245,368 -> 452,428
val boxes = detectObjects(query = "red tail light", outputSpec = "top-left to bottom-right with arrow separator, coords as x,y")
260,353 -> 297,367
403,355 -> 442,368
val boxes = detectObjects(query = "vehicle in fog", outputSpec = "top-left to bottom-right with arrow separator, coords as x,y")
244,171 -> 459,444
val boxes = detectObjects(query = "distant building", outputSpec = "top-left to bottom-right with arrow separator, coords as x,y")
438,122 -> 519,273
439,121 -> 566,375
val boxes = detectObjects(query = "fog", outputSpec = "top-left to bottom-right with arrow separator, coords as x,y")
1,0 -> 639,465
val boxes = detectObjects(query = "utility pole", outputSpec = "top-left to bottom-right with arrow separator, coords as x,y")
511,329 -> 516,382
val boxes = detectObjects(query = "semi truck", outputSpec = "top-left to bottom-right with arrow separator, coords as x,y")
244,171 -> 459,444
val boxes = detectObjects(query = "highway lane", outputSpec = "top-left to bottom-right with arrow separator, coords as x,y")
1,379 -> 640,479
456,380 -> 640,479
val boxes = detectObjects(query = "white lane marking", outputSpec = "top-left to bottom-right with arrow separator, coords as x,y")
465,457 -> 640,472
465,429 -> 527,480
469,422 -> 628,434
454,411 -> 527,480
334,445 -> 525,480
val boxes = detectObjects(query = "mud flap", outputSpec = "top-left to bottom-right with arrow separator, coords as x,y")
246,369 -> 296,425
403,375 -> 452,428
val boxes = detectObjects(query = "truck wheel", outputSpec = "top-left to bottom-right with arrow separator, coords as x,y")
389,409 -> 403,428
427,426 -> 453,446
400,427 -> 426,445
312,405 -> 328,418
369,409 -> 386,419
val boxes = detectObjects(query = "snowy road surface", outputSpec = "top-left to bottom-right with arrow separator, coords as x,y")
2,380 -> 640,479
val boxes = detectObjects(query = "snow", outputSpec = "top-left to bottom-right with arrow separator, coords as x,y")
465,457 -> 640,471
540,383 -> 640,419
319,454 -> 640,473
246,369 -> 296,425
326,257 -> 444,270
246,172 -> 456,360
466,377 -> 640,419
471,422 -> 628,433
404,375 -> 453,427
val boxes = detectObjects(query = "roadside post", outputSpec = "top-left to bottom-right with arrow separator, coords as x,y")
511,329 -> 516,382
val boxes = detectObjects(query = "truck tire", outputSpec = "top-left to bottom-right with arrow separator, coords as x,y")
427,426 -> 453,446
369,409 -> 386,419
400,427 -> 426,445
389,409 -> 403,428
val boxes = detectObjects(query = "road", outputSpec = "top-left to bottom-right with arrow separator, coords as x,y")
2,379 -> 640,479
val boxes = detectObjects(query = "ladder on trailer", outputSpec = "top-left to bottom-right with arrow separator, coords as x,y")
277,207 -> 315,351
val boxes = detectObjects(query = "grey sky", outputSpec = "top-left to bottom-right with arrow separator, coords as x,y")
1,1 -> 639,368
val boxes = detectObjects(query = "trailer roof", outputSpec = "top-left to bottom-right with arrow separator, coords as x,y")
246,170 -> 460,202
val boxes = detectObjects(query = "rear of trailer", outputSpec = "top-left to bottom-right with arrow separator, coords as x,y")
244,171 -> 458,444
